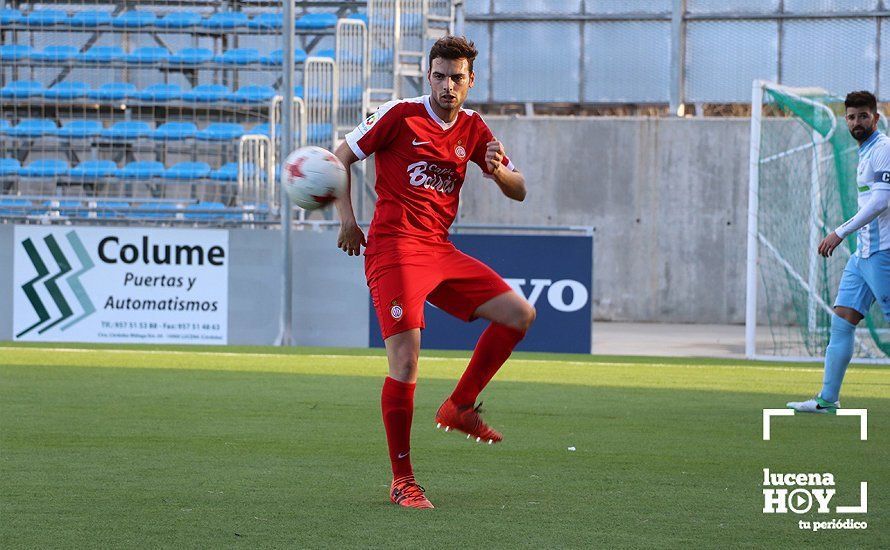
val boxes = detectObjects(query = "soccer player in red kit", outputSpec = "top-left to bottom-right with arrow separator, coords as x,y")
332,36 -> 535,509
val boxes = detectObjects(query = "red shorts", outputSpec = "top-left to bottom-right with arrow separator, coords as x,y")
365,246 -> 512,340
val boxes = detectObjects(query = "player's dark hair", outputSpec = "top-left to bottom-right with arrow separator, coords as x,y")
845,90 -> 878,113
428,35 -> 478,73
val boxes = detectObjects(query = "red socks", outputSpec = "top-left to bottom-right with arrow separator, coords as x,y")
381,376 -> 416,480
449,323 -> 526,407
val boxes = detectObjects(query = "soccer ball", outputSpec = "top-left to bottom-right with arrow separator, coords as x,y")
281,146 -> 347,210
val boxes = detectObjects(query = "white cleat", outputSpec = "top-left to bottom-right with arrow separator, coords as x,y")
444,426 -> 450,432
786,396 -> 839,414
436,423 -> 441,429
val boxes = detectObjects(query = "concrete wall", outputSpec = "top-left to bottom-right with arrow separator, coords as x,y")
451,117 -> 750,324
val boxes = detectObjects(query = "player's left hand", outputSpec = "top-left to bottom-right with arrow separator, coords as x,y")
485,140 -> 505,175
818,232 -> 843,257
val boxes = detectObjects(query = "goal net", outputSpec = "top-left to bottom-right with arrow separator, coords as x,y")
746,81 -> 889,363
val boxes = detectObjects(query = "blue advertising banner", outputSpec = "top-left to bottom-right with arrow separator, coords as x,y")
369,234 -> 593,353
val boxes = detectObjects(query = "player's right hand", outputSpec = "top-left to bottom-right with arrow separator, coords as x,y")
338,221 -> 366,256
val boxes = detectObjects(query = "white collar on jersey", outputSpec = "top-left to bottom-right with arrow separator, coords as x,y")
423,95 -> 459,130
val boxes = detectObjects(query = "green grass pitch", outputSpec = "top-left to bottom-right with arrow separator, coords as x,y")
1,343 -> 888,548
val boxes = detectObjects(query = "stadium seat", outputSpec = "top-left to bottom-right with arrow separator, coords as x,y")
0,8 -> 23,25
131,83 -> 183,102
202,12 -> 249,29
153,122 -> 197,140
315,48 -> 336,60
1,81 -> 45,99
248,123 -> 276,137
113,10 -> 157,28
155,11 -> 201,28
340,86 -> 364,103
87,82 -> 136,101
164,161 -> 211,179
19,159 -> 68,177
44,200 -> 83,217
0,120 -> 10,134
101,121 -> 153,140
56,120 -> 104,139
260,48 -> 308,65
43,82 -> 90,100
215,48 -> 261,65
196,123 -> 245,141
0,198 -> 32,215
211,162 -> 259,181
68,160 -> 117,180
69,11 -> 113,27
7,119 -> 58,138
0,158 -> 21,176
0,44 -> 32,62
248,13 -> 282,30
294,85 -> 305,98
168,47 -> 213,65
25,10 -> 67,26
372,48 -> 393,65
78,46 -> 125,63
229,85 -> 275,104
132,202 -> 179,219
296,13 -> 337,29
118,161 -> 164,179
31,45 -> 78,62
185,201 -> 237,220
347,12 -> 369,25
182,84 -> 229,103
125,47 -> 170,65
95,201 -> 131,218
308,123 -> 333,143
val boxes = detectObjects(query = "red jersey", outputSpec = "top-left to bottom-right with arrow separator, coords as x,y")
345,95 -> 514,255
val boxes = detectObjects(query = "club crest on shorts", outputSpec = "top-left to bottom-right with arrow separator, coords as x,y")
390,301 -> 404,320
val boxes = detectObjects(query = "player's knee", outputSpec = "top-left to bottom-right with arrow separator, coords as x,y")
514,303 -> 536,332
389,350 -> 418,379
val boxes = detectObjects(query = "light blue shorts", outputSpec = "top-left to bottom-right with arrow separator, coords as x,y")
834,249 -> 890,320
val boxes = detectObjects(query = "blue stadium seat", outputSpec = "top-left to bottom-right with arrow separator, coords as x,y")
305,87 -> 333,101
78,46 -> 125,63
308,123 -> 333,143
131,84 -> 183,102
19,159 -> 68,178
101,121 -> 153,140
0,198 -> 32,215
296,13 -> 337,29
294,85 -> 305,98
113,10 -> 157,28
125,47 -> 170,65
31,45 -> 78,62
69,10 -> 113,27
95,201 -> 131,219
215,48 -> 261,65
202,12 -> 249,29
0,44 -> 32,62
68,160 -> 118,180
56,120 -> 103,139
182,84 -> 229,103
156,11 -> 201,28
164,161 -> 211,179
340,86 -> 364,103
372,48 -> 393,66
7,119 -> 58,138
0,120 -> 11,134
196,123 -> 245,141
211,162 -> 259,181
168,47 -> 213,65
1,81 -> 45,98
0,158 -> 21,176
185,201 -> 235,220
44,200 -> 83,217
153,122 -> 197,140
25,10 -> 67,26
315,48 -> 336,60
248,13 -> 282,30
132,202 -> 179,219
229,85 -> 275,104
0,8 -> 23,25
43,82 -> 90,100
347,12 -> 368,25
87,82 -> 136,101
118,161 -> 164,179
248,123 -> 276,137
260,48 -> 308,65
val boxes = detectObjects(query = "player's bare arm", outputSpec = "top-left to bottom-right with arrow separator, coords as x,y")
485,140 -> 526,201
333,140 -> 367,256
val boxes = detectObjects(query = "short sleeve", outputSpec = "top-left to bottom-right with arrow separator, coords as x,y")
345,100 -> 402,160
469,116 -> 515,180
872,142 -> 890,191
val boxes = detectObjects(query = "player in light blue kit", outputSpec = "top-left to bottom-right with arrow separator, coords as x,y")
787,91 -> 890,414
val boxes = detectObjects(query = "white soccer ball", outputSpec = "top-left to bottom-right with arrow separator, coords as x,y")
281,146 -> 347,210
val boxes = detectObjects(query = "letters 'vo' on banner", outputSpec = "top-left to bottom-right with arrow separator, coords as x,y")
13,225 -> 228,344
369,234 -> 593,353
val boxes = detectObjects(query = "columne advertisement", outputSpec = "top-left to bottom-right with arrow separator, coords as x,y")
12,225 -> 228,344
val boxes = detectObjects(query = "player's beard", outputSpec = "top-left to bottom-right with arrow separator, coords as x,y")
850,125 -> 875,142
433,92 -> 460,111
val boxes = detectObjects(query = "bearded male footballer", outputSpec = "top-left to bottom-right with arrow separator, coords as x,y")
787,90 -> 890,414
331,36 -> 535,509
